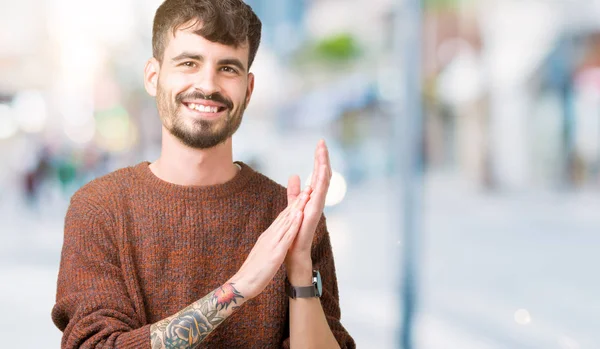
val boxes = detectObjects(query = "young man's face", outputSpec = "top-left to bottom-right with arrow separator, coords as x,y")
145,21 -> 254,149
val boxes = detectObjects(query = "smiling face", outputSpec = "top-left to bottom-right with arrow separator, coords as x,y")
144,20 -> 255,149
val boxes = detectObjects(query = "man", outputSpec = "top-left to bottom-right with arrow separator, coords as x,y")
51,0 -> 355,348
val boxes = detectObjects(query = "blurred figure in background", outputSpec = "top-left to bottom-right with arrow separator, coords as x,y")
22,146 -> 51,210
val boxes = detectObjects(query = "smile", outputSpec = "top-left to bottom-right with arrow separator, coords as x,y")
184,103 -> 227,113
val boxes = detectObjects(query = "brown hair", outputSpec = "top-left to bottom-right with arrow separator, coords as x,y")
152,0 -> 262,69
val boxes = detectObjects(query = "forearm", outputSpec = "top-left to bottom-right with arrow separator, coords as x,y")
150,192 -> 309,348
287,262 -> 340,349
150,281 -> 245,349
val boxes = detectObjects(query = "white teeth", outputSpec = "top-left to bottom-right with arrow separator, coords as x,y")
188,103 -> 219,113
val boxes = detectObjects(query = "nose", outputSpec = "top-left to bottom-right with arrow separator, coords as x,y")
193,67 -> 221,97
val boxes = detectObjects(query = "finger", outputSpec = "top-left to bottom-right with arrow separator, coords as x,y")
293,190 -> 311,212
270,188 -> 308,239
269,205 -> 292,235
315,140 -> 329,186
318,140 -> 326,163
295,183 -> 313,203
311,161 -> 331,207
274,208 -> 299,242
272,206 -> 287,224
287,175 -> 301,206
322,140 -> 332,178
277,187 -> 310,224
280,210 -> 303,245
310,140 -> 322,186
310,144 -> 327,190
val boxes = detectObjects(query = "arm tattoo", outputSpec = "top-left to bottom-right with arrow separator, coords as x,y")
150,283 -> 244,349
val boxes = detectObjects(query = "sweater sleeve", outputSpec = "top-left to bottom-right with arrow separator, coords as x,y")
282,215 -> 356,349
51,193 -> 150,349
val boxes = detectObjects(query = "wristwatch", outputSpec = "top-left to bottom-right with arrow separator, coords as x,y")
286,270 -> 322,299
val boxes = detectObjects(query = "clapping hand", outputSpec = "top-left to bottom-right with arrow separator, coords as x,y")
285,140 -> 332,283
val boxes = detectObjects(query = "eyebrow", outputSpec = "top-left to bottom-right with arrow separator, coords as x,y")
171,52 -> 247,72
171,52 -> 204,63
219,58 -> 246,73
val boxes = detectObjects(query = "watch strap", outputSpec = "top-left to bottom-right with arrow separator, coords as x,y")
285,270 -> 322,299
287,284 -> 318,298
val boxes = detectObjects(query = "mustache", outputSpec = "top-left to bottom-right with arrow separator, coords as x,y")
176,91 -> 234,110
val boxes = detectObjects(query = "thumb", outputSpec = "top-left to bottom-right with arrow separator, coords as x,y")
287,175 -> 301,206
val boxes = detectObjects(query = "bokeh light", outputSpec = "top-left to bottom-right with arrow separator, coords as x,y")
0,104 -> 18,140
514,309 -> 532,325
63,118 -> 95,145
95,106 -> 137,153
11,91 -> 48,133
306,169 -> 348,207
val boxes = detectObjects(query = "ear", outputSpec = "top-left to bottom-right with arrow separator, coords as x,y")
245,72 -> 255,106
144,57 -> 160,97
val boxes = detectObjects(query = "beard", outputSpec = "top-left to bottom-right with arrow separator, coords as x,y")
156,85 -> 245,149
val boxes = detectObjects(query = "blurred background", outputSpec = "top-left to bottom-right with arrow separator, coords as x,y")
1,0 -> 599,348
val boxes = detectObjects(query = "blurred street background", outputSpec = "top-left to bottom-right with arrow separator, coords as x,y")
1,0 -> 600,348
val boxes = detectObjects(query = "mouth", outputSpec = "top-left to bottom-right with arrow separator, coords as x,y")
181,102 -> 228,118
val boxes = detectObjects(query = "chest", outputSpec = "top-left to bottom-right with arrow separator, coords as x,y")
117,199 -> 281,316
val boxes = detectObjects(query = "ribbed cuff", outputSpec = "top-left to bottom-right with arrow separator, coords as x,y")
114,324 -> 151,348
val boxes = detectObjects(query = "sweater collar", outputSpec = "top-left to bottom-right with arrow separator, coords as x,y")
133,161 -> 254,200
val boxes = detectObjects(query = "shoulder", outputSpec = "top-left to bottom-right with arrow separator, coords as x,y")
69,163 -> 140,213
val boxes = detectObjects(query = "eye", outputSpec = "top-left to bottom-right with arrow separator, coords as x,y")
221,66 -> 238,74
181,61 -> 196,68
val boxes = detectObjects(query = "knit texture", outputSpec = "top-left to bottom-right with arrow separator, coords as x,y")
52,161 -> 355,348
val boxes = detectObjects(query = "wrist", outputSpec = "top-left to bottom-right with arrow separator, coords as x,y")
286,259 -> 313,285
227,276 -> 254,301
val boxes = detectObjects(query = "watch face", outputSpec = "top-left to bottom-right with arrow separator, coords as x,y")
314,270 -> 323,296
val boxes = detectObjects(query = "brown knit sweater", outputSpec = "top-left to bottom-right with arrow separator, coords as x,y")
52,161 -> 355,349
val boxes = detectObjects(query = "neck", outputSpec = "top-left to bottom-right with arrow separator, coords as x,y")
149,127 -> 239,187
